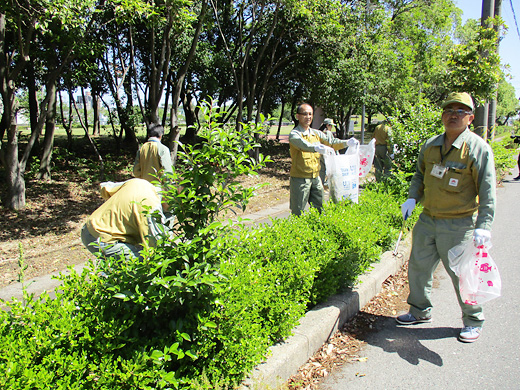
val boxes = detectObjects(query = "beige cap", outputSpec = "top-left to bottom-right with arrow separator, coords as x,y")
441,92 -> 474,111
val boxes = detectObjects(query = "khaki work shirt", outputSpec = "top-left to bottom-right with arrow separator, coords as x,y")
408,128 -> 496,230
289,125 -> 348,178
373,123 -> 391,148
133,138 -> 173,183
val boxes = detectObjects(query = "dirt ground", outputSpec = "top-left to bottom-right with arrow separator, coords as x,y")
0,147 -> 292,289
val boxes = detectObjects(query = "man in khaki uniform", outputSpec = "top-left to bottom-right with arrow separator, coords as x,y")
81,178 -> 169,261
133,124 -> 173,184
289,103 -> 357,216
372,121 -> 392,181
397,92 -> 496,343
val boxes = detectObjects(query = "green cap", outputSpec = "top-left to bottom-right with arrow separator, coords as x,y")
441,92 -> 474,111
324,118 -> 335,126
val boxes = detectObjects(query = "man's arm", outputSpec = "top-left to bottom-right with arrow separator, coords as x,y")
289,129 -> 318,152
158,143 -> 173,174
408,143 -> 426,202
314,129 -> 349,151
474,144 -> 496,230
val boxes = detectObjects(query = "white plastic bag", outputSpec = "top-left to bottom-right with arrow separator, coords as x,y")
324,147 -> 359,204
448,241 -> 501,305
358,138 -> 376,178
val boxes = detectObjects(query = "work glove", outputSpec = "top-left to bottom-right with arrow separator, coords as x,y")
389,153 -> 395,160
314,144 -> 333,155
401,198 -> 416,221
473,229 -> 491,247
347,137 -> 359,148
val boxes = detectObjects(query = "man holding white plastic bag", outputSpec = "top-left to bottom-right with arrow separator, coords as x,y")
288,103 -> 357,216
396,92 -> 496,343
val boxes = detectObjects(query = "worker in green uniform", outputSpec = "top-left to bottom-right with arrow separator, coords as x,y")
81,178 -> 170,261
133,123 -> 173,184
289,103 -> 357,216
397,92 -> 496,343
372,121 -> 392,181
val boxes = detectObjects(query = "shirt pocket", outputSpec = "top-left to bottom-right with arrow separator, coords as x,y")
441,168 -> 464,193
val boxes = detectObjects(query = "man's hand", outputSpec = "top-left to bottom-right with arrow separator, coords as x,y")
314,144 -> 333,155
347,137 -> 359,148
473,229 -> 491,247
401,198 -> 416,220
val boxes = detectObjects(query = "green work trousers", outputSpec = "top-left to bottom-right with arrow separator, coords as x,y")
407,213 -> 485,327
289,176 -> 324,216
81,224 -> 141,261
374,144 -> 391,181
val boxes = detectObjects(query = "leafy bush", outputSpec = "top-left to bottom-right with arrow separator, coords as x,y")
388,98 -> 443,175
490,137 -> 518,180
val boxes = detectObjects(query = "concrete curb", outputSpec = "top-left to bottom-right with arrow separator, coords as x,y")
242,234 -> 412,390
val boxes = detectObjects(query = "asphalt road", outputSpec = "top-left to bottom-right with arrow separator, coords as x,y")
318,170 -> 520,390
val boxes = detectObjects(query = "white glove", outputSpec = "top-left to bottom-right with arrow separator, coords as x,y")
347,137 -> 359,148
473,229 -> 491,247
389,153 -> 395,160
314,144 -> 334,155
401,198 -> 416,221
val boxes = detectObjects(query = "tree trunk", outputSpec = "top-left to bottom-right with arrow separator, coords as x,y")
59,90 -> 74,149
181,83 -> 198,141
92,92 -> 100,136
36,80 -> 57,180
276,98 -> 285,141
165,0 -> 208,161
27,63 -> 40,142
0,13 -> 27,209
79,87 -> 90,135
5,123 -> 26,209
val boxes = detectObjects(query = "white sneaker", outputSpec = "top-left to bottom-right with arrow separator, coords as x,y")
459,326 -> 482,343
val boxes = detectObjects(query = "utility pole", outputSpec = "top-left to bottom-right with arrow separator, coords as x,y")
473,0 -> 495,140
487,0 -> 502,142
474,0 -> 502,141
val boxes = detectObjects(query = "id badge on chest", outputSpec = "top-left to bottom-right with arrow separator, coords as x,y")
430,164 -> 447,179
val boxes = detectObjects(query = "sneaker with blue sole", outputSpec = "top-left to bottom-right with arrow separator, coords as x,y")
459,326 -> 482,343
396,312 -> 432,325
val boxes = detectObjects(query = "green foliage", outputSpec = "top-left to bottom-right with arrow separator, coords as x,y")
0,185 -> 410,389
490,138 -> 518,181
446,18 -> 503,102
163,101 -> 271,241
388,99 -> 444,175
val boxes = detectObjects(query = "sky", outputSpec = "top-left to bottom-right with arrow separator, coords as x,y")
455,0 -> 520,98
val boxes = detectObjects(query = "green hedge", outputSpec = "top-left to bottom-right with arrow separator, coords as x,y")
0,188 -> 411,389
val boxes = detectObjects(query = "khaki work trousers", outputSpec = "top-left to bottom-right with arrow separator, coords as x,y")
407,213 -> 485,327
289,176 -> 324,216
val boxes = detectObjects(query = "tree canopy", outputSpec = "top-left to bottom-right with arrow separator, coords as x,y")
0,0 -> 515,209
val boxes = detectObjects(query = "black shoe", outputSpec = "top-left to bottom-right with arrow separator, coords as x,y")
514,175 -> 520,180
396,312 -> 432,325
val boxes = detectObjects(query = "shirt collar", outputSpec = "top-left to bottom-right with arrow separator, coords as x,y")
437,127 -> 470,149
295,124 -> 312,136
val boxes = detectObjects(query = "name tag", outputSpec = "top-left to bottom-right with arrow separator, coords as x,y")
431,164 -> 446,179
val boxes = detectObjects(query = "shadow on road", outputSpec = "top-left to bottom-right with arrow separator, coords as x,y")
359,316 -> 459,367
